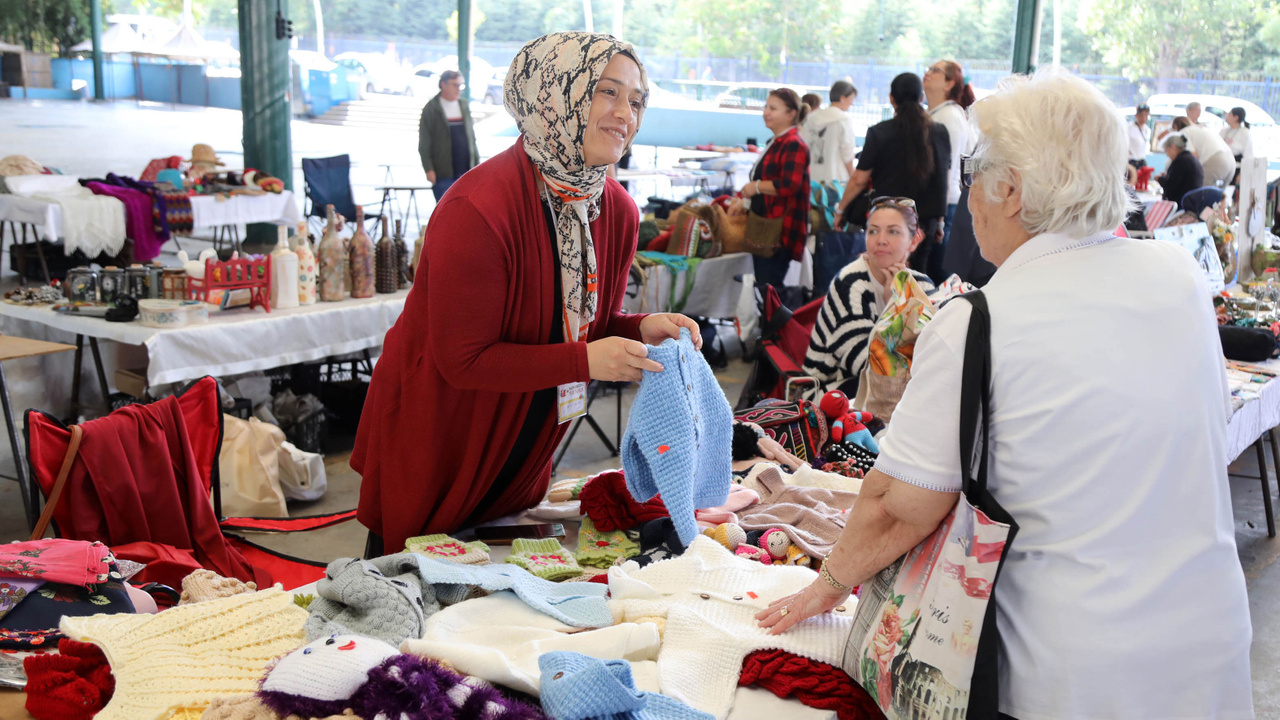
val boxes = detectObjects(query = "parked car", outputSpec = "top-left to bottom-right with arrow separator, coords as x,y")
421,55 -> 497,102
334,52 -> 413,96
713,82 -> 829,111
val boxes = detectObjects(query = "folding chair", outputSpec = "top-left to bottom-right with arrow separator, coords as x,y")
301,154 -> 382,235
736,285 -> 824,410
24,376 -> 356,591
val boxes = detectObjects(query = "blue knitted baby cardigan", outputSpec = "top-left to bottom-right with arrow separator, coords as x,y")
621,328 -> 732,546
539,651 -> 713,720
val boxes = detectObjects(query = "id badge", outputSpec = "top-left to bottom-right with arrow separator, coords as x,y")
557,382 -> 588,424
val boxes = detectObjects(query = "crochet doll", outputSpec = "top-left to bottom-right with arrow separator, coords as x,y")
760,528 -> 811,567
258,633 -> 546,720
818,391 -> 879,454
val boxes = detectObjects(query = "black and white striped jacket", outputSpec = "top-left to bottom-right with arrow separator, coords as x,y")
801,257 -> 934,400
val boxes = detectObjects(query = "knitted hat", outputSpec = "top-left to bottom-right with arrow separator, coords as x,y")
575,517 -> 640,569
59,588 -> 308,720
548,474 -> 596,503
180,569 -> 258,605
261,634 -> 399,703
739,649 -> 881,720
505,538 -> 582,582
579,470 -> 669,532
23,638 -> 115,720
404,534 -> 491,565
621,328 -> 733,547
538,651 -> 713,720
702,523 -> 746,551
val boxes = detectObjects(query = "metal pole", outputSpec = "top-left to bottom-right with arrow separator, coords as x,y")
313,0 -> 324,54
458,0 -> 472,103
1011,0 -> 1043,75
239,0 -> 294,247
90,0 -> 105,100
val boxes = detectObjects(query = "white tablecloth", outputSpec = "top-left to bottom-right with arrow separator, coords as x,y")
625,252 -> 754,318
0,290 -> 408,386
189,190 -> 301,229
0,190 -> 301,241
1227,357 -> 1280,461
0,194 -> 64,240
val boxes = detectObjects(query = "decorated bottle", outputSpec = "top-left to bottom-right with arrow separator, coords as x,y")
375,216 -> 398,294
410,226 -> 426,280
293,221 -> 317,305
395,219 -> 411,288
270,225 -> 300,309
348,206 -> 376,299
317,204 -> 346,302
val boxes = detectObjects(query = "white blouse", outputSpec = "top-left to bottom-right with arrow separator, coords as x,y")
875,231 -> 1254,719
1221,125 -> 1253,158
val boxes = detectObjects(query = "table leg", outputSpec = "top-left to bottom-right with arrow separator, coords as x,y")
31,226 -> 51,284
1256,438 -> 1276,538
615,383 -> 622,448
88,337 -> 111,414
408,189 -> 423,238
377,188 -> 392,225
68,334 -> 85,420
0,362 -> 35,532
1270,429 -> 1280,500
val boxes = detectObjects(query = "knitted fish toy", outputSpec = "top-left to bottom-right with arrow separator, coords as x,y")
258,633 -> 547,720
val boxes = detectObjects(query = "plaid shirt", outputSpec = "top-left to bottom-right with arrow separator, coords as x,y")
754,126 -> 811,259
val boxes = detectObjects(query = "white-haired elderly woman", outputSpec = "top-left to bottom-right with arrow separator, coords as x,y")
758,71 -> 1253,719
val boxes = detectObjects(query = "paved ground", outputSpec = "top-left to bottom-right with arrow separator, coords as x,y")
1,97 -> 1279,712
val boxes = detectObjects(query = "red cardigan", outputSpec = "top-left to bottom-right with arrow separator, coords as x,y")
352,138 -> 647,552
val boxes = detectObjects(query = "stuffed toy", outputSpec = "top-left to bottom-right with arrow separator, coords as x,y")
258,633 -> 547,720
243,168 -> 284,193
818,391 -> 879,454
703,522 -> 747,551
734,544 -> 771,564
760,528 -> 810,567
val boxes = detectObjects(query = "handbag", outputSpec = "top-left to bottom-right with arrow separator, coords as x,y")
733,399 -> 829,464
744,207 -> 785,257
854,271 -> 935,422
841,290 -> 1018,719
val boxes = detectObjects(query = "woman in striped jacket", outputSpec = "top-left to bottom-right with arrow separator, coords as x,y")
802,197 -> 934,399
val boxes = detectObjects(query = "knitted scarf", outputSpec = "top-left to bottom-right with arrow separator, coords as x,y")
504,32 -> 649,343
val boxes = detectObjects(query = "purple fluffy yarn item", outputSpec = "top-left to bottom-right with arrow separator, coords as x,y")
260,654 -> 548,720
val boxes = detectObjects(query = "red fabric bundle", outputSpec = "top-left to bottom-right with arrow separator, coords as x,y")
24,639 -> 116,720
578,470 -> 668,532
738,649 -> 885,720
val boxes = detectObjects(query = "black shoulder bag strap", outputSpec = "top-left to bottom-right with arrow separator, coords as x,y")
956,290 -> 1020,718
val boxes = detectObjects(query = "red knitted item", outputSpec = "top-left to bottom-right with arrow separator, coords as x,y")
24,639 -> 116,720
578,470 -> 669,532
738,649 -> 885,720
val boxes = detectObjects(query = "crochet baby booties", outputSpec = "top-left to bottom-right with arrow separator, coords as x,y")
405,534 -> 491,564
505,538 -> 582,581
259,634 -> 547,720
576,517 -> 640,569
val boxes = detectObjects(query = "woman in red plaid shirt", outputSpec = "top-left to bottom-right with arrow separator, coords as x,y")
730,88 -> 812,293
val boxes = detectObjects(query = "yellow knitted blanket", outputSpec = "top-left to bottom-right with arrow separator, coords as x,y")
60,587 -> 308,720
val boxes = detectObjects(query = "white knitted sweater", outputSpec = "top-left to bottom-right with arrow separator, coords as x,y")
607,536 -> 855,719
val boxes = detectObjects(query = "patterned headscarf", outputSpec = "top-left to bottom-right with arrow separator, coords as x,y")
504,32 -> 648,344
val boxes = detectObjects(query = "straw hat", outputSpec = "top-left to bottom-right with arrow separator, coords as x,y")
187,143 -> 225,166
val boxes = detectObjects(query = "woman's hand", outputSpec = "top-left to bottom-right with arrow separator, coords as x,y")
871,259 -> 908,304
587,337 -> 664,382
640,313 -> 703,350
756,578 -> 851,635
740,181 -> 759,199
756,435 -> 806,472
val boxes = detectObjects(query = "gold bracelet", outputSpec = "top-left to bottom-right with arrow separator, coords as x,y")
819,556 -> 851,592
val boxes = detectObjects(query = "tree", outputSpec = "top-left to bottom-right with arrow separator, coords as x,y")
0,0 -> 104,55
673,0 -> 846,73
1078,0 -> 1265,81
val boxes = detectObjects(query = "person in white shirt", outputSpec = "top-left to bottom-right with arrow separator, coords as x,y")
758,70 -> 1254,720
1127,103 -> 1151,167
1222,106 -> 1253,161
923,59 -> 976,281
1172,115 -> 1235,187
800,80 -> 858,184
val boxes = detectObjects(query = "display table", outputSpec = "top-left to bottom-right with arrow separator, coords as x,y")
1226,358 -> 1280,536
625,252 -> 753,318
0,290 -> 408,389
0,190 -> 301,243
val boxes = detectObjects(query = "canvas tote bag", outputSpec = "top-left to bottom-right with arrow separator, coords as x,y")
841,290 -> 1019,719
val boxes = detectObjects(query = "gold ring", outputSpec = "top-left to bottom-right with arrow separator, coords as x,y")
780,607 -> 789,617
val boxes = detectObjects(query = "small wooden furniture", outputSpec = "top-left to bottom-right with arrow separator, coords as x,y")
186,256 -> 272,312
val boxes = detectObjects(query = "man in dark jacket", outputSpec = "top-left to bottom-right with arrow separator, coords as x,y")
418,70 -> 480,201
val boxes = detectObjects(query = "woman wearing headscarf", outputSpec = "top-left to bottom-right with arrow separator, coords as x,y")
352,32 -> 702,555
835,73 -> 950,275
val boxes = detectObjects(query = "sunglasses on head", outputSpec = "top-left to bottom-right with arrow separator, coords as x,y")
868,196 -> 916,211
961,155 -> 981,188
